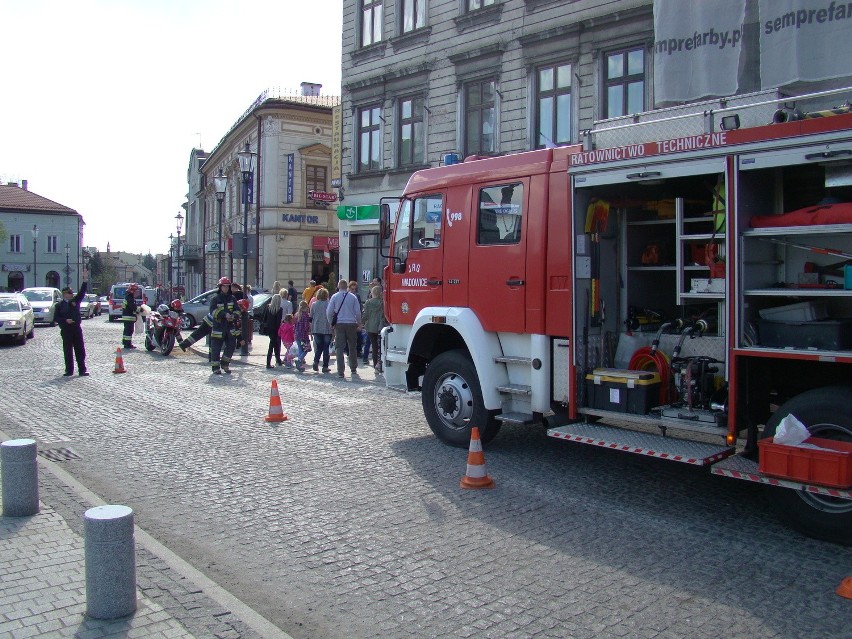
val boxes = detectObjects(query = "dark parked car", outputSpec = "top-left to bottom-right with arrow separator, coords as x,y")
181,287 -> 268,329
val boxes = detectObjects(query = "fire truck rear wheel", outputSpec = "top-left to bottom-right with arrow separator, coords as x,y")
422,349 -> 500,447
761,385 -> 852,546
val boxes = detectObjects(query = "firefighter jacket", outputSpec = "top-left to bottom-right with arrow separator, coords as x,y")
120,291 -> 139,322
209,291 -> 239,339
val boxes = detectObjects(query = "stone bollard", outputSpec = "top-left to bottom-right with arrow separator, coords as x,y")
84,505 -> 137,619
1,439 -> 39,517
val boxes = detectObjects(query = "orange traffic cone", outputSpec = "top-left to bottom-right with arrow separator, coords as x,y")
112,347 -> 126,374
460,427 -> 494,489
837,577 -> 852,599
264,379 -> 288,422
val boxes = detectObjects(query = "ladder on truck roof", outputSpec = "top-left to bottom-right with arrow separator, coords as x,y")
584,85 -> 852,150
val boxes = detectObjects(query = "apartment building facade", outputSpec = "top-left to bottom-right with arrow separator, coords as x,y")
338,0 -> 654,291
0,182 -> 84,292
193,87 -> 341,294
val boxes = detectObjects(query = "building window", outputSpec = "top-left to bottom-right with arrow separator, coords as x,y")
478,183 -> 523,245
536,63 -> 572,148
358,105 -> 382,172
604,47 -> 645,118
465,79 -> 496,157
47,235 -> 58,253
362,0 -> 383,47
398,96 -> 424,167
468,0 -> 494,10
401,0 -> 425,32
306,165 -> 328,208
10,235 -> 21,253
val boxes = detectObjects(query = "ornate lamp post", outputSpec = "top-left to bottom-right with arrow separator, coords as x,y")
213,169 -> 227,279
64,244 -> 71,288
31,225 -> 39,287
168,233 -> 174,299
175,212 -> 184,300
237,142 -> 256,356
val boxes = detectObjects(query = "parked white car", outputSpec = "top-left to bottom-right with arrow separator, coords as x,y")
0,293 -> 35,345
79,294 -> 97,319
21,287 -> 62,326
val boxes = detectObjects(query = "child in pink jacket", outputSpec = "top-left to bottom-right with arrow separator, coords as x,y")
277,314 -> 295,368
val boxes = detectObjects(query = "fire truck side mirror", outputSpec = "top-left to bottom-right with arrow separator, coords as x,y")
379,204 -> 391,239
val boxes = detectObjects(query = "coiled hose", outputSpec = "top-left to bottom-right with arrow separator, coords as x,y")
628,347 -> 671,405
628,321 -> 676,405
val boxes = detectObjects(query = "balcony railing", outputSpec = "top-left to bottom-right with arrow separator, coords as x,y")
180,244 -> 203,260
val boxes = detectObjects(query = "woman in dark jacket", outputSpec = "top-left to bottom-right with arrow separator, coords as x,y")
265,293 -> 285,368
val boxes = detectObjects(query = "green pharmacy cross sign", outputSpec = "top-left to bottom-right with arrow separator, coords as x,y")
337,205 -> 380,221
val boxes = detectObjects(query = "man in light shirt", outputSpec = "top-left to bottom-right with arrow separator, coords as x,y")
327,279 -> 362,379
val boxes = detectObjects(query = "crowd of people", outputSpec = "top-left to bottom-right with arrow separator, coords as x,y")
53,272 -> 386,380
260,276 -> 387,379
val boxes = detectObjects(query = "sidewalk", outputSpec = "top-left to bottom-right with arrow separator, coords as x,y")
0,432 -> 288,639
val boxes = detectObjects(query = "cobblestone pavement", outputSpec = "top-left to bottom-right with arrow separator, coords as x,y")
1,318 -> 850,639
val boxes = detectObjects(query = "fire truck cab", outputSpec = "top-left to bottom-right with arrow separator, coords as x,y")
380,92 -> 852,545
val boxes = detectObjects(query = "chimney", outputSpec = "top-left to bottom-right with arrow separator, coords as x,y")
21,179 -> 27,191
300,82 -> 322,97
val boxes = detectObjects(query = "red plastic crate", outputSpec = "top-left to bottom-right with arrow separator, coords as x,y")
758,437 -> 852,488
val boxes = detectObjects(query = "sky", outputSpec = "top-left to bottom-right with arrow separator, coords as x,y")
0,0 -> 343,256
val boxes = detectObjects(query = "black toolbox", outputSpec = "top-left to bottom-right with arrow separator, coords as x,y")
585,368 -> 661,415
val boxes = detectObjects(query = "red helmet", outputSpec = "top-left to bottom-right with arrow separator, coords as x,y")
170,299 -> 183,311
237,299 -> 249,311
127,284 -> 139,293
218,277 -> 231,286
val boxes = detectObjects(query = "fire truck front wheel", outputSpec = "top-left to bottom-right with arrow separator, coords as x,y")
422,349 -> 500,447
761,385 -> 852,546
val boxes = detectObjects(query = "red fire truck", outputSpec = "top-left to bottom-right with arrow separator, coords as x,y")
379,92 -> 852,544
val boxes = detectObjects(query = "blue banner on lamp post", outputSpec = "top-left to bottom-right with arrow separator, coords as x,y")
286,153 -> 294,203
242,178 -> 254,204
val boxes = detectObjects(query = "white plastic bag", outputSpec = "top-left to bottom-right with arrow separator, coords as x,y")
288,343 -> 299,357
773,414 -> 809,446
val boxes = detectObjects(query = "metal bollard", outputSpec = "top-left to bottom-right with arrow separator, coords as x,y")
84,505 -> 137,619
1,439 -> 39,517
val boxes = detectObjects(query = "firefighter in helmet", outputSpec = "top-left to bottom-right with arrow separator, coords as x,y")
208,277 -> 240,374
120,284 -> 142,349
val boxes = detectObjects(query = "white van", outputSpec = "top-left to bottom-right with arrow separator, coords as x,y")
107,283 -> 145,322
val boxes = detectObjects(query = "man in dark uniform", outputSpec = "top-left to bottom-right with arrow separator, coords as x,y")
287,280 -> 299,315
208,277 -> 239,374
55,269 -> 89,376
120,284 -> 141,349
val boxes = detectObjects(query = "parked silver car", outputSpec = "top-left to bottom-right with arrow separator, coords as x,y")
21,287 -> 62,326
0,293 -> 35,345
79,294 -> 97,319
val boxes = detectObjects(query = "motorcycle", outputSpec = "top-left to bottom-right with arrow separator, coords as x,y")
144,303 -> 184,355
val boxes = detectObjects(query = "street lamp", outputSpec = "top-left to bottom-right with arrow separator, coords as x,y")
237,141 -> 256,356
213,169 -> 227,279
31,225 -> 39,287
64,244 -> 70,288
175,212 -> 184,300
169,232 -> 174,299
